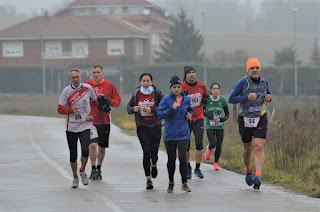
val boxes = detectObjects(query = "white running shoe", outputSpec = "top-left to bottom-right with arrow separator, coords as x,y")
80,171 -> 89,186
71,177 -> 79,188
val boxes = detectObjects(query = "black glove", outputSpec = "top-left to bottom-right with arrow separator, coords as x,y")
202,96 -> 208,105
219,117 -> 228,122
184,90 -> 189,95
97,95 -> 111,113
204,112 -> 214,120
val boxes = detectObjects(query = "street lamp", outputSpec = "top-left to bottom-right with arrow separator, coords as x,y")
293,8 -> 298,96
41,9 -> 46,95
201,12 -> 207,87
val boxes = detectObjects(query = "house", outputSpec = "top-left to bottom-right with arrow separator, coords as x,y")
0,0 -> 175,92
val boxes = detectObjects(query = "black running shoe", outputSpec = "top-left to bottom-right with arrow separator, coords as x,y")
167,182 -> 174,193
96,170 -> 102,180
181,183 -> 191,192
89,169 -> 97,180
146,179 -> 153,189
151,164 -> 158,178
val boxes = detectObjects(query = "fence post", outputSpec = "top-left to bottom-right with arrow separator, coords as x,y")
233,104 -> 238,123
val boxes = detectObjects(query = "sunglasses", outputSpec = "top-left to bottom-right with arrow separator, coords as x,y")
70,76 -> 81,80
249,66 -> 260,70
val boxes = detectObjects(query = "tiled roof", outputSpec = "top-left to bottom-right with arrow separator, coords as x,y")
0,15 -> 148,40
68,0 -> 153,7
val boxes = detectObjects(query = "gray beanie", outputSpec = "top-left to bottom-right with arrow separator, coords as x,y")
183,65 -> 196,81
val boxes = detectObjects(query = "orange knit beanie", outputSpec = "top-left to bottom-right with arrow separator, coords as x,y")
246,58 -> 261,72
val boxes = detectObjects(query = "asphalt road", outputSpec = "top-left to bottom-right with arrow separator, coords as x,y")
0,115 -> 320,212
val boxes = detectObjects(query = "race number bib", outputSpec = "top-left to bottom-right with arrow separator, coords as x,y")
139,101 -> 154,117
69,107 -> 86,123
209,115 -> 223,127
244,117 -> 260,128
189,93 -> 202,107
90,125 -> 98,139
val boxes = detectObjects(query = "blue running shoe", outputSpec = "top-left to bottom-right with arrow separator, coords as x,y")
245,172 -> 253,186
194,168 -> 204,179
187,167 -> 192,179
253,176 -> 261,190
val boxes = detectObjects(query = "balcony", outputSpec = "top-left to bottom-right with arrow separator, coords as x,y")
42,52 -> 88,59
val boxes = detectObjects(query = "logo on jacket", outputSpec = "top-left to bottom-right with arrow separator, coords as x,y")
93,87 -> 104,96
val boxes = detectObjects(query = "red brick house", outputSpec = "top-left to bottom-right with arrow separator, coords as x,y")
0,0 -> 175,91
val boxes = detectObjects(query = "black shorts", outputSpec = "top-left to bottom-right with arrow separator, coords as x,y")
238,114 -> 267,143
187,119 -> 204,151
91,124 -> 110,148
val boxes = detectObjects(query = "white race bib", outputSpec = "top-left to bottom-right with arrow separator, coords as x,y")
189,93 -> 202,107
244,117 -> 260,128
139,101 -> 154,117
90,125 -> 98,139
209,115 -> 223,127
69,107 -> 86,123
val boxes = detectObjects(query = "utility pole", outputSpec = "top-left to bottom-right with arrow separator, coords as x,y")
41,9 -> 47,95
293,8 -> 298,96
202,12 -> 207,86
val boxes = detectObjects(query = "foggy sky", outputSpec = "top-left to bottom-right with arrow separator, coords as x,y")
0,0 -> 70,15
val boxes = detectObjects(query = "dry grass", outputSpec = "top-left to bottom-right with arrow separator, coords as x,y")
0,93 -> 60,117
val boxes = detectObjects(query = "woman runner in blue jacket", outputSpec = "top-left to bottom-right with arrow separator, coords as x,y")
158,76 -> 193,193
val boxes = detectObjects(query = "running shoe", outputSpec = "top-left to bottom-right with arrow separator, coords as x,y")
181,183 -> 191,192
71,177 -> 79,188
80,170 -> 89,186
151,164 -> 158,178
96,170 -> 102,180
194,168 -> 204,178
146,179 -> 153,189
187,166 -> 192,179
253,176 -> 261,190
213,162 -> 220,170
89,169 -> 97,181
167,182 -> 174,193
205,145 -> 212,160
245,172 -> 253,186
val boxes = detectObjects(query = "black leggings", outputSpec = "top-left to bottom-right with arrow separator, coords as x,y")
206,129 -> 224,163
137,124 -> 161,177
66,129 -> 90,163
164,139 -> 189,184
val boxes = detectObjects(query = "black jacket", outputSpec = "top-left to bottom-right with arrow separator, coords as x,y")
127,86 -> 165,127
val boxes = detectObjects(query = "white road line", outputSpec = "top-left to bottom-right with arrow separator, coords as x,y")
27,123 -> 125,212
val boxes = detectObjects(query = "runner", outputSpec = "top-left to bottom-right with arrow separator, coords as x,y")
228,58 -> 272,190
204,83 -> 229,170
182,65 -> 209,179
127,73 -> 164,189
84,65 -> 121,181
58,68 -> 97,188
158,76 -> 193,193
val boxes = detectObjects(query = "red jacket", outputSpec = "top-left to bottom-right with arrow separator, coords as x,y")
84,79 -> 121,125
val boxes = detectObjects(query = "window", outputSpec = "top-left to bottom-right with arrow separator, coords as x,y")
2,41 -> 23,57
74,8 -> 91,15
151,33 -> 159,45
107,40 -> 124,55
96,7 -> 122,14
72,40 -> 88,58
45,41 -> 62,56
127,7 -> 145,14
135,39 -> 143,56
